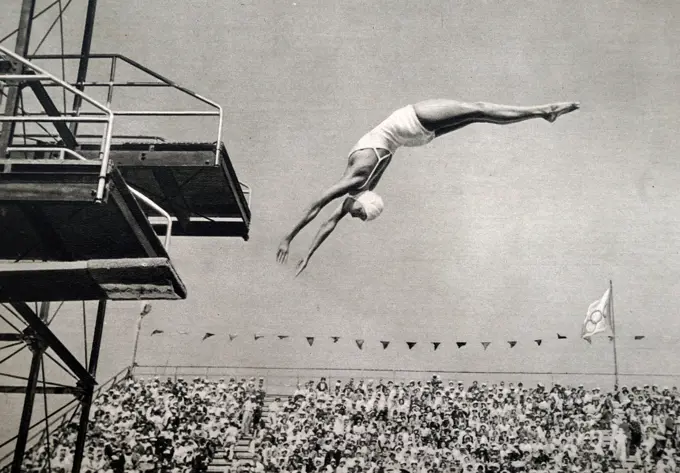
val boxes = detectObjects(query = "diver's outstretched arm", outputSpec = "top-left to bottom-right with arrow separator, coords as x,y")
295,200 -> 351,277
277,176 -> 363,264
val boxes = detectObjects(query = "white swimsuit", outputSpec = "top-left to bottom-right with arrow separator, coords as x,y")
348,104 -> 435,192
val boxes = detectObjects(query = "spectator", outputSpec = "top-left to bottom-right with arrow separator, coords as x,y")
243,395 -> 258,435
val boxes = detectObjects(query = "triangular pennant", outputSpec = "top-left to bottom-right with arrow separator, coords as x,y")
585,337 -> 592,345
557,333 -> 567,339
306,337 -> 314,346
254,334 -> 264,340
508,341 -> 517,348
456,342 -> 467,348
534,339 -> 542,346
331,336 -> 340,343
608,335 -> 614,342
150,329 -> 164,336
481,342 -> 491,350
355,339 -> 364,350
406,342 -> 416,350
432,342 -> 441,351
277,335 -> 289,340
634,335 -> 645,340
229,334 -> 237,341
202,332 -> 215,341
380,341 -> 390,349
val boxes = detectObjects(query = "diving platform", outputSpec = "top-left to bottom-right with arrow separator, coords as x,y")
77,142 -> 251,239
0,258 -> 185,301
0,159 -> 187,301
6,142 -> 251,240
0,47 -> 253,304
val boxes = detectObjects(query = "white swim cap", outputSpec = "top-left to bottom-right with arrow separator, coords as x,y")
353,191 -> 384,221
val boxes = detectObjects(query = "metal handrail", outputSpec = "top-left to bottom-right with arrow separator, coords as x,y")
39,81 -> 174,87
4,50 -> 230,176
16,110 -> 219,117
1,48 -> 228,195
240,181 -> 253,208
11,133 -> 168,143
0,116 -> 106,122
6,147 -> 88,160
0,74 -> 50,81
0,45 -> 114,203
128,188 -> 173,250
130,364 -> 680,388
28,53 -> 224,166
1,50 -> 246,240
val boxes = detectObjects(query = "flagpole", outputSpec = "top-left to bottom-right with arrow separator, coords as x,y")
131,312 -> 144,369
610,279 -> 620,387
131,303 -> 151,369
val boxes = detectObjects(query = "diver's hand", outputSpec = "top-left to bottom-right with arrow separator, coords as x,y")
276,240 -> 290,264
295,257 -> 309,277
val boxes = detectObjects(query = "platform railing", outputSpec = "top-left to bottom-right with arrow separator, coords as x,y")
1,49 -> 251,233
5,146 -> 86,160
131,364 -> 680,396
240,181 -> 253,208
0,45 -> 114,202
25,53 -> 225,166
15,133 -> 168,144
128,187 -> 173,250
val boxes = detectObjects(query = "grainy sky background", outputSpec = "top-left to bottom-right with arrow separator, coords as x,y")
2,0 -> 680,448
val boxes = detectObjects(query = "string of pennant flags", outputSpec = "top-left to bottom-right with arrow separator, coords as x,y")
147,330 -> 651,350
142,283 -> 665,352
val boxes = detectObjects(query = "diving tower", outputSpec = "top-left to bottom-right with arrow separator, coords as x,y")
0,1 -> 252,471
0,46 -> 251,301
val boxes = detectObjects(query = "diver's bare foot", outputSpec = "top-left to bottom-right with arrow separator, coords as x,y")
544,102 -> 580,123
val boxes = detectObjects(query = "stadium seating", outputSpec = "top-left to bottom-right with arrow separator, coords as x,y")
251,378 -> 679,473
18,376 -> 265,473
14,376 -> 680,472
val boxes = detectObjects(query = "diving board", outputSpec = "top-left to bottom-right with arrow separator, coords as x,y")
0,159 -> 187,301
0,258 -> 186,301
74,142 -> 251,240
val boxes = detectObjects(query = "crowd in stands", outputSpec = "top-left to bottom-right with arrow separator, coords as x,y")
19,376 -> 265,473
247,378 -> 680,473
10,374 -> 680,473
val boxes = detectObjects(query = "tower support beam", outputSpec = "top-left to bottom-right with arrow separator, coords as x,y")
0,0 -> 37,158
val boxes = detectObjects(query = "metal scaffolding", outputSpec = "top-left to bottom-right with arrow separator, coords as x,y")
0,299 -> 106,473
1,3 -> 103,472
0,0 -> 37,157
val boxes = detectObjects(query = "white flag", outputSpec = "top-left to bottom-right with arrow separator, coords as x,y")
582,287 -> 611,339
